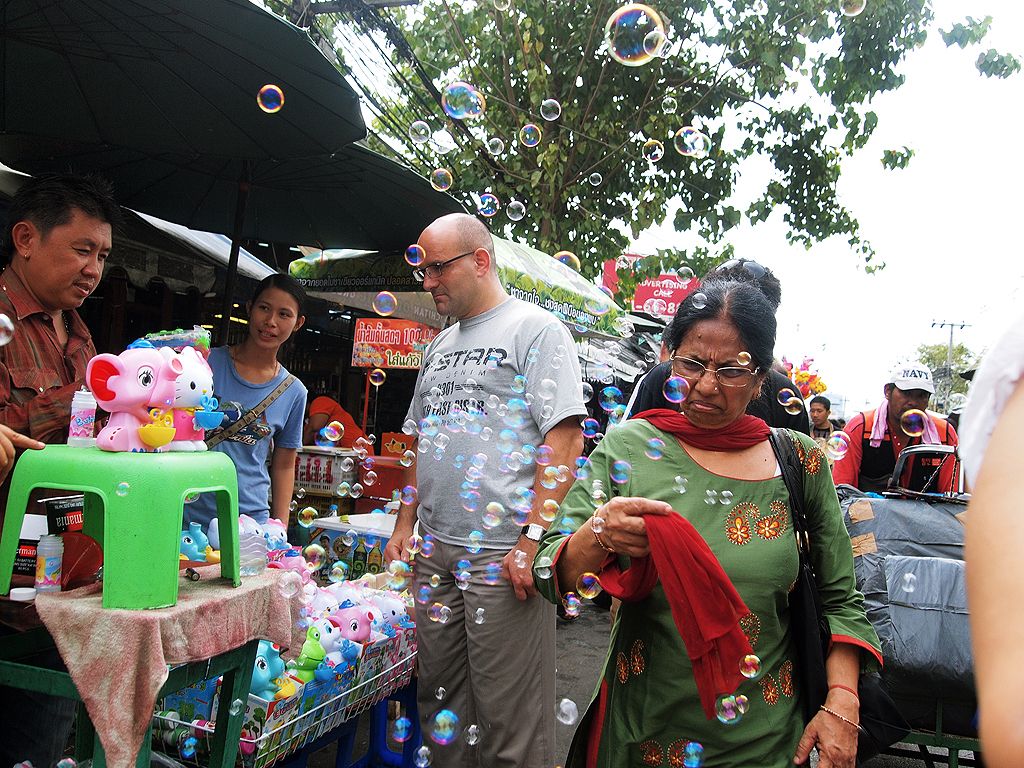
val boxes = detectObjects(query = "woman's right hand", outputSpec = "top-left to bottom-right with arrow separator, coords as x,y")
591,497 -> 675,558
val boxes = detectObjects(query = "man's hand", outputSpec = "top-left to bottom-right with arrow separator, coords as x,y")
384,525 -> 413,564
0,424 -> 44,485
501,537 -> 540,601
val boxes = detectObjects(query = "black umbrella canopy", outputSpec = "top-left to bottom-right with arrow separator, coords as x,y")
0,0 -> 365,158
0,136 -> 466,251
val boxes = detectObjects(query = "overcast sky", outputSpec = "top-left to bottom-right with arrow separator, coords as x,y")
631,0 -> 1024,416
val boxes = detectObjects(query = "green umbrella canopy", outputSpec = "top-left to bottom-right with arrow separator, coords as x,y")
288,236 -> 629,337
0,0 -> 365,158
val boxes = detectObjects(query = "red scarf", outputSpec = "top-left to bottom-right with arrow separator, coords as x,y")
599,514 -> 754,719
634,408 -> 770,451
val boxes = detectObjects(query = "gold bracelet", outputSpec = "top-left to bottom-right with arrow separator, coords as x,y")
819,705 -> 861,731
590,517 -> 615,553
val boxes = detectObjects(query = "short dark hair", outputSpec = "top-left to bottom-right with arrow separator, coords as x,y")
664,277 -> 777,372
810,395 -> 831,410
710,258 -> 782,310
251,273 -> 307,317
3,173 -> 122,266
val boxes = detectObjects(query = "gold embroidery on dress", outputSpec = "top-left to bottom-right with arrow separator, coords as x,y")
640,739 -> 663,766
631,639 -> 646,676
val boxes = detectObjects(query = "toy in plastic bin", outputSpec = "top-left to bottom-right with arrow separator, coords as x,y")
332,601 -> 374,643
263,518 -> 290,551
288,625 -> 327,683
251,640 -> 286,701
86,341 -> 182,452
180,522 -> 210,562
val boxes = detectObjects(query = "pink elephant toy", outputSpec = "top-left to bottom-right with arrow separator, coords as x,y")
86,343 -> 182,453
331,602 -> 374,644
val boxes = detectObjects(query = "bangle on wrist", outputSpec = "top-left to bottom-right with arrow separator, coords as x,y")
828,683 -> 859,702
590,517 -> 615,553
819,705 -> 861,731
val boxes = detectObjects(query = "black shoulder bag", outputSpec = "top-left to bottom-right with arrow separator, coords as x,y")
768,428 -> 909,764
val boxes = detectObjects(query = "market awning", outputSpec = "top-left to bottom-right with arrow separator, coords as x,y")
288,236 -> 628,336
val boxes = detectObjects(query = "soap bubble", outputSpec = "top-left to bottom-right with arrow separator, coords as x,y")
673,127 -> 712,158
554,250 -> 581,271
297,507 -> 318,528
257,84 -> 284,113
229,697 -> 245,716
673,475 -> 688,494
540,498 -> 560,522
683,741 -> 704,767
473,608 -> 486,625
691,292 -> 708,310
534,556 -> 553,580
467,530 -> 484,554
0,314 -> 13,346
115,481 -> 131,497
588,172 -> 603,186
487,136 -> 505,155
577,572 -> 601,599
430,168 -> 453,192
519,123 -> 542,147
642,138 -> 665,162
406,534 -> 424,555
405,244 -> 426,267
277,572 -> 301,598
739,653 -> 763,679
482,502 -> 503,528
369,368 -> 387,387
840,0 -> 867,17
434,685 -> 446,699
431,708 -> 459,744
363,470 -> 378,486
715,694 -> 743,725
303,543 -> 326,570
335,481 -> 351,497
394,716 -> 412,742
645,437 -> 665,460
902,572 -> 917,593
736,351 -> 752,366
373,291 -> 397,316
582,418 -> 600,438
429,574 -> 441,588
428,603 -> 452,623
599,386 -> 623,412
662,376 -> 690,404
777,388 -> 799,407
180,735 -> 198,759
644,28 -> 667,56
564,592 -> 581,617
826,432 -> 851,460
320,420 -> 343,442
400,450 -> 416,467
610,460 -> 631,485
540,98 -> 562,121
441,81 -> 486,119
662,94 -> 678,113
478,193 -> 500,217
900,409 -> 927,438
409,120 -> 431,144
604,3 -> 665,66
556,697 -> 579,725
341,529 -> 356,546
507,200 -> 526,221
57,760 -> 77,768
328,561 -> 348,583
414,745 -> 432,768
511,374 -> 527,394
783,397 -> 804,416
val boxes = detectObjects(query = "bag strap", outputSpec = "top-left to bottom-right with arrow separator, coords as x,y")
205,374 -> 296,449
768,428 -> 811,557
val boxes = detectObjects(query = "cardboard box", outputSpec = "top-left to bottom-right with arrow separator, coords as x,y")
306,514 -> 396,585
14,495 -> 85,576
159,675 -> 220,722
210,681 -> 305,768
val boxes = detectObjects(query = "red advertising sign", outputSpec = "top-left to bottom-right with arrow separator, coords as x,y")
351,319 -> 439,369
602,254 -> 699,319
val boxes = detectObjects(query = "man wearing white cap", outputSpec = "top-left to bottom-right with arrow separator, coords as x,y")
833,362 -> 959,493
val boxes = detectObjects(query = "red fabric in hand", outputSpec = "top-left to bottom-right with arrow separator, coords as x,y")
599,513 -> 754,719
634,408 -> 770,451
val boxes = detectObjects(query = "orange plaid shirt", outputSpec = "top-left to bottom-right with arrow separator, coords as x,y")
0,268 -> 96,444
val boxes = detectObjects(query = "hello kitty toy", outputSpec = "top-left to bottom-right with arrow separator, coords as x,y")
163,346 -> 215,451
86,342 -> 182,452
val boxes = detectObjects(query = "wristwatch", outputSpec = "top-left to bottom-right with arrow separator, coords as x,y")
520,523 -> 547,542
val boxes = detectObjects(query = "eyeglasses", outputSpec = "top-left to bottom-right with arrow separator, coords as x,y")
412,251 -> 475,282
670,356 -> 760,388
714,258 -> 769,279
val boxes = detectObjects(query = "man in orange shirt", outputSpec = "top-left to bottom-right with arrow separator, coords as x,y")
302,393 -> 371,451
833,363 -> 959,493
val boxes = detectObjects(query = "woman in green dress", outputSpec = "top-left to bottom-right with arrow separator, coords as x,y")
536,277 -> 880,768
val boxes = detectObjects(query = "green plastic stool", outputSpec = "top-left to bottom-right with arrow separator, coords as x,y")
0,446 -> 240,609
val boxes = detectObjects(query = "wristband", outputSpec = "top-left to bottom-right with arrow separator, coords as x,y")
828,683 -> 859,701
590,518 -> 615,553
819,705 -> 861,731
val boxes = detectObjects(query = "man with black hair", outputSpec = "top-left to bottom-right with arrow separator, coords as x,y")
625,258 -> 810,434
0,172 -> 120,766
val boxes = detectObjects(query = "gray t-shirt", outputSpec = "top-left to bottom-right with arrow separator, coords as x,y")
406,297 -> 587,548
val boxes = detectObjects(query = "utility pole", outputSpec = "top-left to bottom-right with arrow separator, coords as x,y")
931,320 -> 970,411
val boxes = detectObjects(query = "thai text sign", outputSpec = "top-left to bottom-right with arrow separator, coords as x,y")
351,319 -> 438,369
